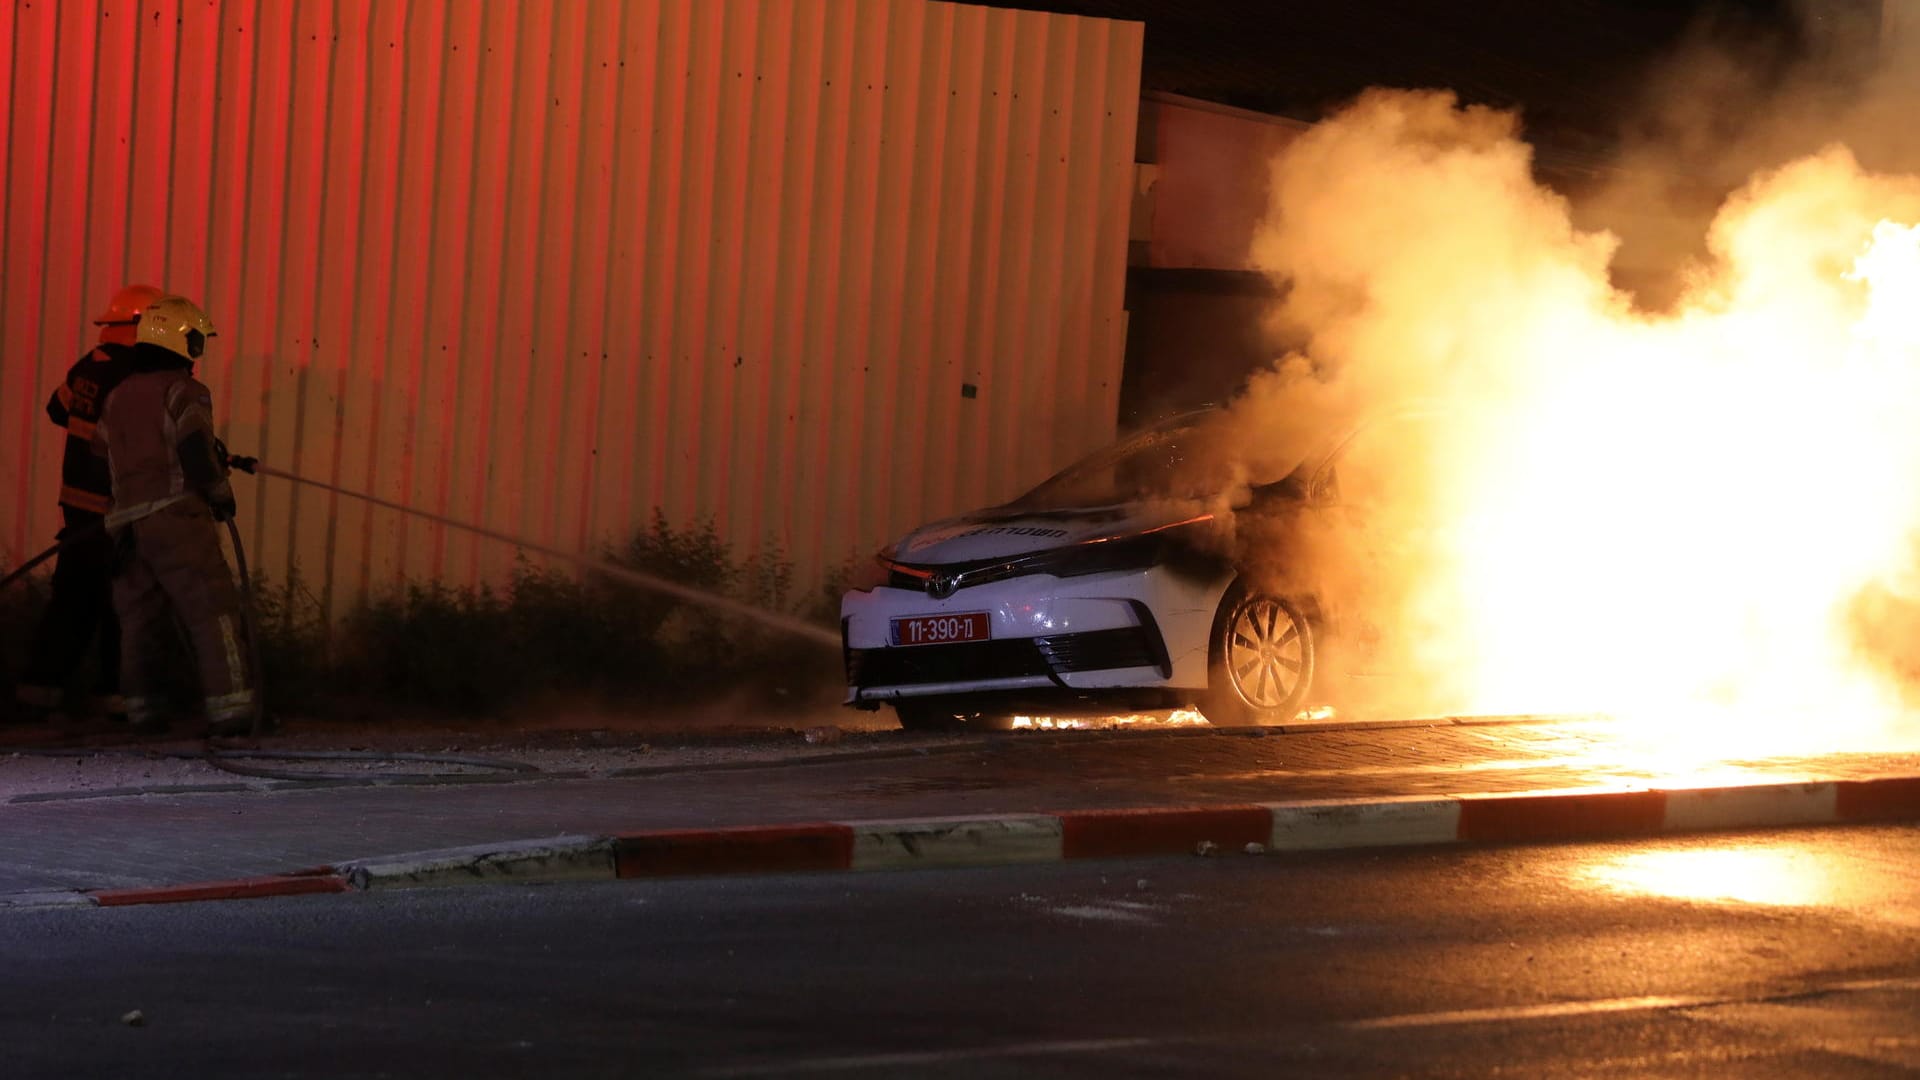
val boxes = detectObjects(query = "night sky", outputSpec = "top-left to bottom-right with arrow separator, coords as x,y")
982,0 -> 1818,151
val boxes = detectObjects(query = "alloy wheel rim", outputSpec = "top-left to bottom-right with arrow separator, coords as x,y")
1228,598 -> 1304,708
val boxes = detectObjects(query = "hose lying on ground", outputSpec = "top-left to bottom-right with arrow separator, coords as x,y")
197,745 -> 543,783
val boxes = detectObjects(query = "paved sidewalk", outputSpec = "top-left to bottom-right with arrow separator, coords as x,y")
4,716 -> 1920,898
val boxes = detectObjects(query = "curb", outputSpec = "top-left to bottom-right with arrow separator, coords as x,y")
346,836 -> 615,890
90,872 -> 351,907
46,774 -> 1920,908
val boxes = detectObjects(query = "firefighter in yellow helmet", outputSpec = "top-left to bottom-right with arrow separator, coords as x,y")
94,294 -> 254,735
10,284 -> 163,723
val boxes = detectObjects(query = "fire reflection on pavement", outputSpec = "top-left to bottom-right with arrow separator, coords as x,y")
1577,844 -> 1833,907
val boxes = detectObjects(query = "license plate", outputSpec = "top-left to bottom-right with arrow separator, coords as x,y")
891,612 -> 990,646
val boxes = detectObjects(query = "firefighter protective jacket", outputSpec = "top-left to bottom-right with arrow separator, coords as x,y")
94,345 -> 235,516
45,343 -> 138,514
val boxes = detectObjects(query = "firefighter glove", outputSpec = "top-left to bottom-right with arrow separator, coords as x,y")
215,436 -> 258,474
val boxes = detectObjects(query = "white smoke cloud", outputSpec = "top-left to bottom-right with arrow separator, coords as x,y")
1225,79 -> 1920,753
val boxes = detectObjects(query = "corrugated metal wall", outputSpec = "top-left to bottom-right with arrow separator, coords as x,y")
2,0 -> 1142,614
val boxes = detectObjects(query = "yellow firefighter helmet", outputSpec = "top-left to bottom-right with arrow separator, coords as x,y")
138,295 -> 218,361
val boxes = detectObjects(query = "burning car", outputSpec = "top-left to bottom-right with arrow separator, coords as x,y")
841,407 -> 1393,730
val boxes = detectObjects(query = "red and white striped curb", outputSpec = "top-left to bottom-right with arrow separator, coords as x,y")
88,871 -> 352,907
55,775 -> 1920,907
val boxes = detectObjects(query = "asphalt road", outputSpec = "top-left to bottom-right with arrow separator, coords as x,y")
8,825 -> 1920,1078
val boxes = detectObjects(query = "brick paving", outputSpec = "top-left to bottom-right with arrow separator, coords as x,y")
2,718 -> 1917,895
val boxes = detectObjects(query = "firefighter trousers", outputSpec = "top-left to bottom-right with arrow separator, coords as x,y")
113,503 -> 253,728
17,507 -> 121,710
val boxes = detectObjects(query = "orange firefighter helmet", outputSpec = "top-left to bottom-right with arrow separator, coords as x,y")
92,284 -> 165,326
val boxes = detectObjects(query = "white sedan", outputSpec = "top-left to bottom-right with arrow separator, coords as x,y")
842,409 -> 1361,730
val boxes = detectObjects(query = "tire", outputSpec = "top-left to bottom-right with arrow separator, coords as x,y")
893,700 -> 1016,733
1198,581 -> 1315,727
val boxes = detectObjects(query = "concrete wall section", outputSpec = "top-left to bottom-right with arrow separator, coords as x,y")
1119,92 -> 1303,425
1133,91 -> 1308,272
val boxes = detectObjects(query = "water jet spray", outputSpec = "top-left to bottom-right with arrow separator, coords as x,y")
227,458 -> 842,649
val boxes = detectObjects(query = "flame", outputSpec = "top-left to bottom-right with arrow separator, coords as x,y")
1236,91 -> 1920,763
1013,708 -> 1215,731
1010,706 -> 1334,731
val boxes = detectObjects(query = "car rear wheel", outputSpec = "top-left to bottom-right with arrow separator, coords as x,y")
1199,582 -> 1315,727
893,700 -> 1016,733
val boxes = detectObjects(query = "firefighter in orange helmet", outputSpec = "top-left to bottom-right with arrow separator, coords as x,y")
94,294 -> 254,735
9,284 -> 162,723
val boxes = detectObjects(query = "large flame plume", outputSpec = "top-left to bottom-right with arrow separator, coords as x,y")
1228,84 -> 1920,757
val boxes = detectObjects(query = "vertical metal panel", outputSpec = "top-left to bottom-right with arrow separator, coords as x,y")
3,0 -> 1142,614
